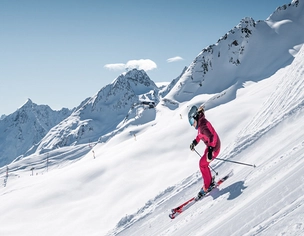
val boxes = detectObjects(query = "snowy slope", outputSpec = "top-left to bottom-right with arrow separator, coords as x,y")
1,1 -> 304,236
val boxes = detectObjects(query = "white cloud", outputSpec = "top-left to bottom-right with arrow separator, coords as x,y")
104,63 -> 125,70
166,56 -> 184,63
125,59 -> 157,71
104,59 -> 157,71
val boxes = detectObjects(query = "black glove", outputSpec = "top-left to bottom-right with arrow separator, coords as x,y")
207,146 -> 214,161
190,140 -> 198,151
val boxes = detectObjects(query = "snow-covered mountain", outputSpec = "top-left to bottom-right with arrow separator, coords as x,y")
165,0 -> 304,103
33,69 -> 160,154
0,99 -> 72,167
0,1 -> 304,236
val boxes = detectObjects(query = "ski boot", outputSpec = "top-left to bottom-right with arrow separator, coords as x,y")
195,188 -> 206,200
195,176 -> 216,200
209,176 -> 215,189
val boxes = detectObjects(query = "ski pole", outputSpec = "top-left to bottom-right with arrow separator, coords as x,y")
209,163 -> 219,175
215,158 -> 256,168
194,148 -> 256,168
193,149 -> 218,175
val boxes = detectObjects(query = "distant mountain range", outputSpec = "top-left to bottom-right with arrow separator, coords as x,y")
0,99 -> 72,167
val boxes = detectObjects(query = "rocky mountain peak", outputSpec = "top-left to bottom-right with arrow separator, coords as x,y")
0,100 -> 72,167
33,69 -> 160,153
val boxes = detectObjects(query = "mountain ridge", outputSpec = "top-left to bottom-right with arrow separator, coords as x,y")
32,69 -> 160,154
0,99 -> 72,167
165,0 -> 304,103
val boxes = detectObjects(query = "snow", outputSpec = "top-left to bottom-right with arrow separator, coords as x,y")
1,1 -> 304,236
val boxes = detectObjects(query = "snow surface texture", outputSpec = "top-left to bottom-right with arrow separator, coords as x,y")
1,1 -> 304,236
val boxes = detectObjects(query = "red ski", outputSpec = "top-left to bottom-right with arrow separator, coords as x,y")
169,170 -> 233,219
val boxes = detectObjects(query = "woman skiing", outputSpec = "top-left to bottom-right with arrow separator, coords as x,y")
188,105 -> 221,198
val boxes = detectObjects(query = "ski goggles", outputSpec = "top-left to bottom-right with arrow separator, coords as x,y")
189,117 -> 195,126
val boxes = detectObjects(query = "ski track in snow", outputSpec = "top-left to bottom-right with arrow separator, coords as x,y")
207,140 -> 304,236
106,171 -> 202,235
221,58 -> 304,166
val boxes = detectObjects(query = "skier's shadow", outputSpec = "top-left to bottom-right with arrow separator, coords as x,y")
209,181 -> 247,200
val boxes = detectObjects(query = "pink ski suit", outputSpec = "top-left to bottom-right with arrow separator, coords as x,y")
194,112 -> 221,189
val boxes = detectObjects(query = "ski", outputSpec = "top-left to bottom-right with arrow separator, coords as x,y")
169,170 -> 233,219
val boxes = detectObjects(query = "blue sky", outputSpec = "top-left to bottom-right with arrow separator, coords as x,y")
0,0 -> 290,115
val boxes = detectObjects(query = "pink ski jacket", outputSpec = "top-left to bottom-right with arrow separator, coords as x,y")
194,113 -> 221,151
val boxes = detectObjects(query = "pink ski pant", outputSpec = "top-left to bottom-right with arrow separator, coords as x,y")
199,147 -> 220,189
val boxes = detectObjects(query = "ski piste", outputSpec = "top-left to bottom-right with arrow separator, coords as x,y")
169,170 -> 233,219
